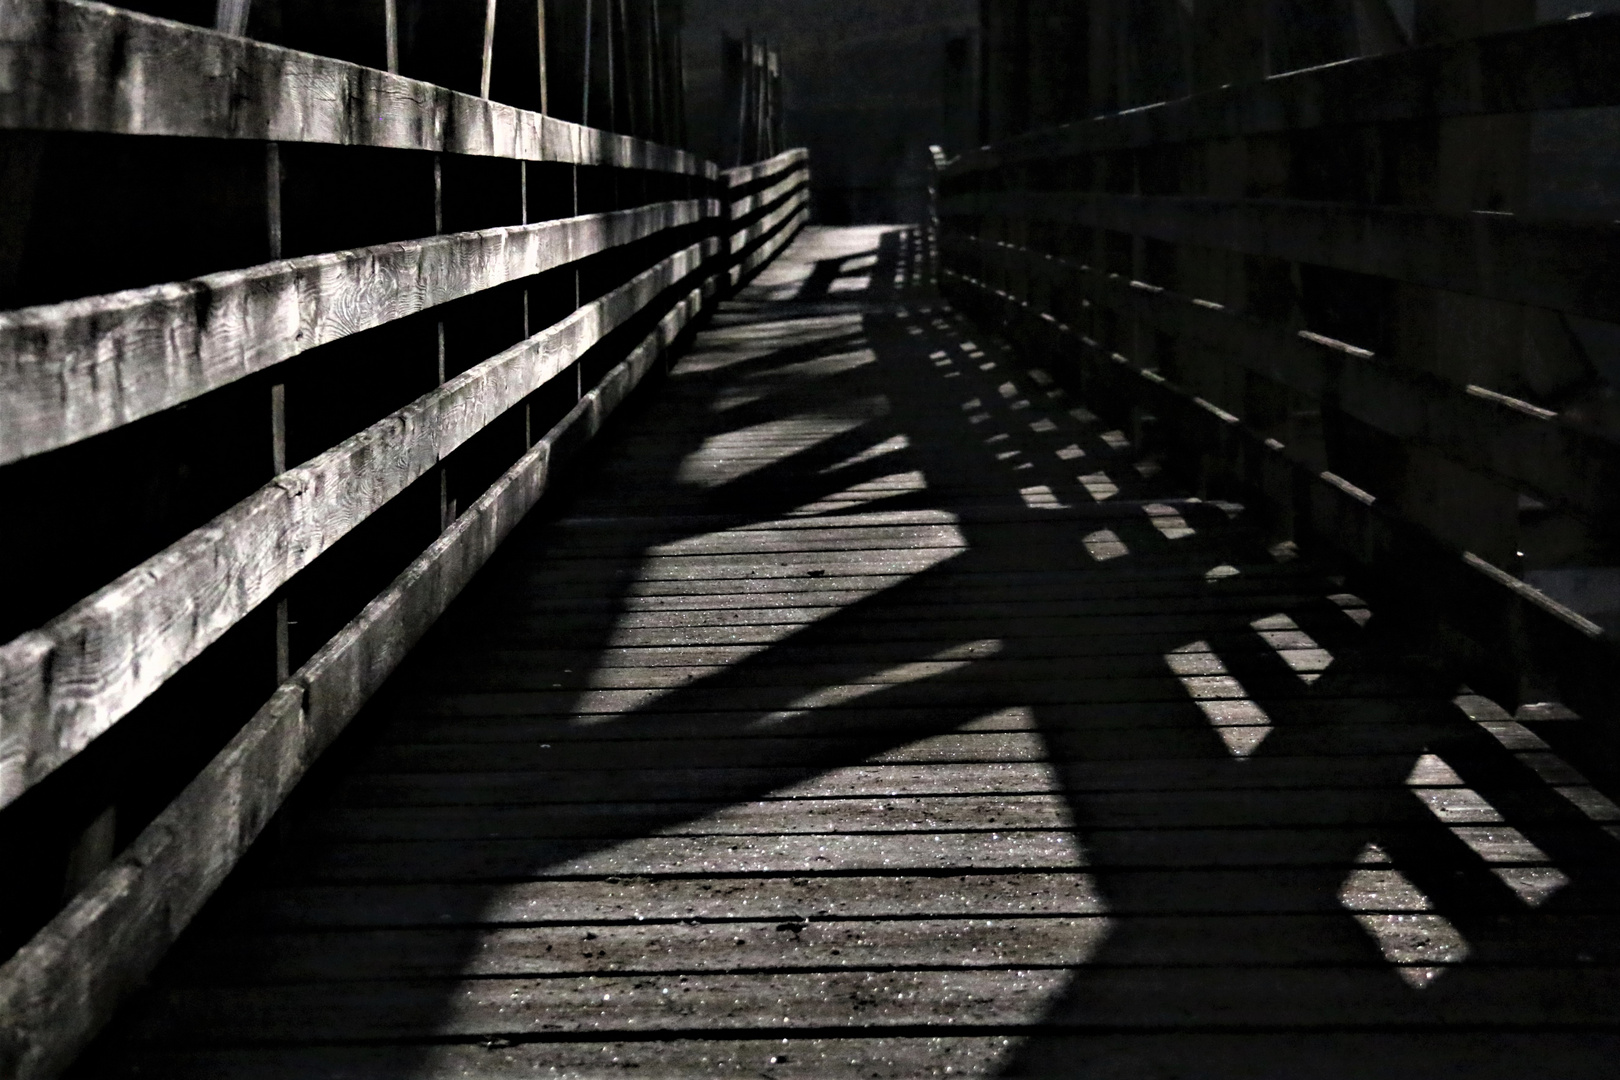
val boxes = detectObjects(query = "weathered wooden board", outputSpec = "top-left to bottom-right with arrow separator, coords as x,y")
122,965 -> 1620,1042
945,233 -> 1620,527
0,239 -> 716,809
0,0 -> 715,176
729,168 -> 809,221
723,147 -> 810,190
233,872 -> 1110,928
942,192 -> 1620,323
730,187 -> 812,257
0,200 -> 714,464
0,271 -> 720,1080
945,13 -> 1620,176
93,1034 -> 1620,1080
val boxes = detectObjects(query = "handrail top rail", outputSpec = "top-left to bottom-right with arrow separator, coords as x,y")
1,0 -> 718,178
943,11 -> 1620,178
723,148 -> 811,189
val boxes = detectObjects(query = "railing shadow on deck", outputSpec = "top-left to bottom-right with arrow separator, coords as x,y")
85,226 -> 1620,1078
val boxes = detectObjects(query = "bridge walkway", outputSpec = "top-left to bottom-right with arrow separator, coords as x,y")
79,226 -> 1620,1078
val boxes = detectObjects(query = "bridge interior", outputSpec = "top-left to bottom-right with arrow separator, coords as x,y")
71,226 -> 1620,1077
6,4 -> 1620,1078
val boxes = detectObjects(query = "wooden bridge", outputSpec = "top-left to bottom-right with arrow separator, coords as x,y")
4,3 -> 1620,1077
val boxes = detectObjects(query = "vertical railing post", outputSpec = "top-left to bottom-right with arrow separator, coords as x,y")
481,0 -> 499,100
385,0 -> 400,73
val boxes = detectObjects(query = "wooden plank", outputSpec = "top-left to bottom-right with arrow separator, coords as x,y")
735,205 -> 811,283
729,167 -> 809,221
730,186 -> 812,257
94,1034 -> 1620,1080
0,0 -> 716,176
234,857 -> 1620,931
0,238 -> 717,809
359,732 -> 1056,772
330,751 -> 1563,804
281,822 -> 1612,883
0,200 -> 714,465
122,965 -> 1620,1042
946,233 -> 1620,527
942,191 -> 1620,324
166,908 -> 1620,983
233,872 -> 1110,928
339,762 -> 1066,806
944,13 -> 1620,177
305,792 -> 1077,841
409,651 -> 1340,695
0,271 -> 720,1080
722,147 -> 810,190
287,830 -> 1089,881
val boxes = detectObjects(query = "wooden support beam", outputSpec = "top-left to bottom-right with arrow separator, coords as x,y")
0,237 -> 718,809
0,199 -> 711,466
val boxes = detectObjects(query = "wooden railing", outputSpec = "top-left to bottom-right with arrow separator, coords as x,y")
936,14 -> 1620,743
0,3 -> 809,1075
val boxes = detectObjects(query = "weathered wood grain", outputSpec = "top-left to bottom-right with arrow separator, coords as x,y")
0,0 -> 715,176
0,200 -> 714,464
0,240 -> 718,810
942,192 -> 1620,323
729,168 -> 808,221
234,872 -> 1109,929
731,187 -> 812,258
0,271 -> 719,1080
945,13 -> 1620,177
722,147 -> 810,190
944,233 -> 1620,527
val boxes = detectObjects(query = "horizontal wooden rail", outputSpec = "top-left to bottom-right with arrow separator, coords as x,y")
0,271 -> 717,1080
728,168 -> 806,221
734,198 -> 811,285
942,264 -> 1619,727
949,233 -> 1620,528
0,0 -> 714,176
0,200 -> 716,465
945,13 -> 1620,177
941,191 -> 1620,324
729,183 -> 811,257
0,238 -> 716,809
722,147 -> 810,190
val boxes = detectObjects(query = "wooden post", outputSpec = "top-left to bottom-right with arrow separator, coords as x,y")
649,0 -> 666,144
214,0 -> 252,37
481,0 -> 499,99
582,0 -> 594,124
386,0 -> 400,74
537,0 -> 549,115
433,153 -> 455,529
639,0 -> 658,143
266,140 -> 291,683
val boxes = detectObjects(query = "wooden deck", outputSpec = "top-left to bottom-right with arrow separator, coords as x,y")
79,226 -> 1620,1078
